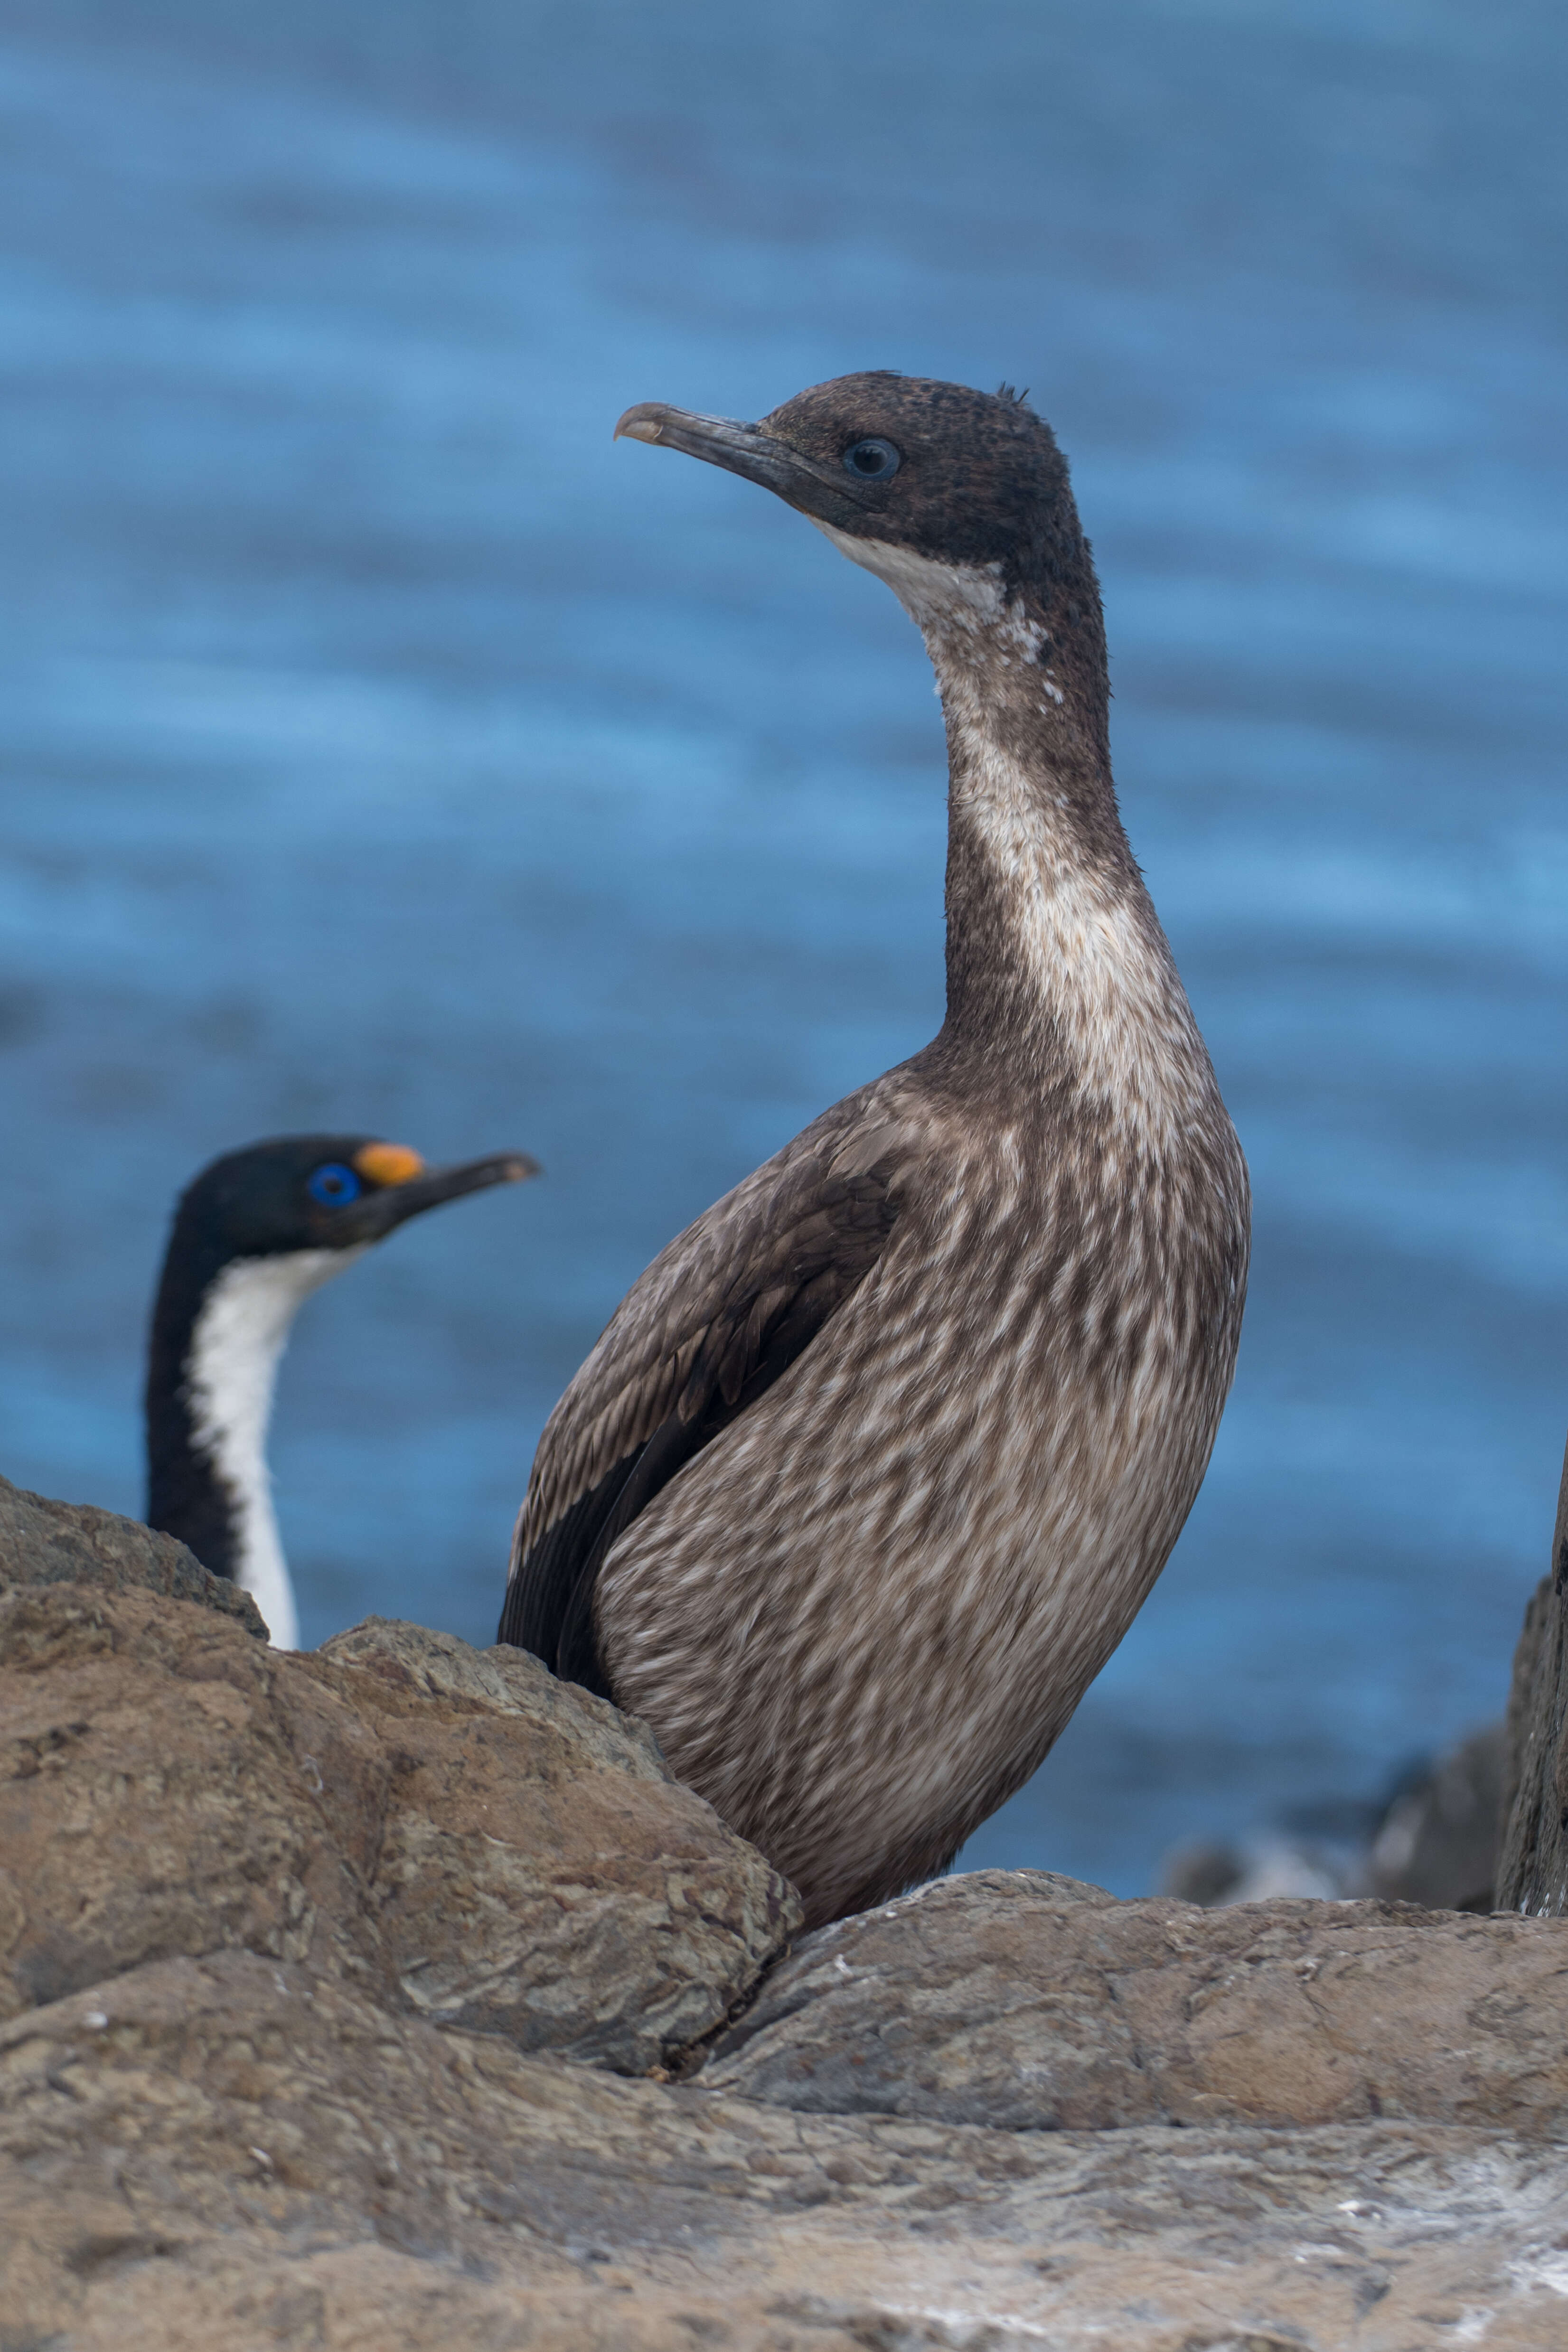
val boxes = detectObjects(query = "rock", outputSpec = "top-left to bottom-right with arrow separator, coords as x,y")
0,1577 -> 374,2019
1499,1434 -> 1568,1914
6,1498 -> 1568,2346
1156,1726 -> 1507,1916
1158,1834 -> 1346,1906
1155,1836 -> 1247,1904
316,1615 -> 800,2064
0,1577 -> 798,2064
3,1945 -> 1568,2351
702,1868 -> 1568,2134
1365,1722 -> 1505,1910
0,1470 -> 267,1637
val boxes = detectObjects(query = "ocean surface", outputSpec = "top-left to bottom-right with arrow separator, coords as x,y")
0,0 -> 1563,1891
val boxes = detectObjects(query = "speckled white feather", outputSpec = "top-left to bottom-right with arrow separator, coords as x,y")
946,726 -> 1209,1144
815,526 -> 1206,1145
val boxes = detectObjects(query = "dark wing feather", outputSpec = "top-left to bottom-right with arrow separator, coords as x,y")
497,1103 -> 907,1689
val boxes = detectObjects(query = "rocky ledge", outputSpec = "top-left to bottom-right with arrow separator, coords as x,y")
4,1473 -> 1568,2350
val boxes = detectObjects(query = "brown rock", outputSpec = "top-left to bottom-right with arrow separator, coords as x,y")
2,1947 -> 1567,2351
6,1497 -> 1568,2346
703,1867 -> 1568,2133
1499,1431 -> 1568,1914
315,1615 -> 801,2065
0,1471 -> 266,1637
0,1580 -> 798,2065
0,1578 -> 372,2023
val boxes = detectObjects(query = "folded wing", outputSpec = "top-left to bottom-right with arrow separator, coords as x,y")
498,1097 -> 907,1693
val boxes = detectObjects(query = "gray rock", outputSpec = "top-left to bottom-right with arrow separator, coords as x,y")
316,1614 -> 801,2066
1499,1434 -> 1568,1915
1159,1727 -> 1507,1917
319,1611 -> 671,1778
0,1470 -> 267,1637
1156,1837 -> 1249,1903
7,1576 -> 1568,2348
702,1866 -> 1568,2133
1158,1834 -> 1347,1906
3,1946 -> 1567,2351
0,1581 -> 799,2067
1366,1722 -> 1505,1910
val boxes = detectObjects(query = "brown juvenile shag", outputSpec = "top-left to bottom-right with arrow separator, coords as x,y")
498,373 -> 1250,1927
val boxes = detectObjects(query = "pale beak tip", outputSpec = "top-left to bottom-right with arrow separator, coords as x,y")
614,404 -> 667,445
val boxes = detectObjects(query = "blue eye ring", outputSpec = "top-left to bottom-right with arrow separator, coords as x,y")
308,1162 -> 361,1207
843,437 -> 901,481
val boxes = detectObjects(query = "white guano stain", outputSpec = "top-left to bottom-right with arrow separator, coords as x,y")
1510,2249 -> 1568,2297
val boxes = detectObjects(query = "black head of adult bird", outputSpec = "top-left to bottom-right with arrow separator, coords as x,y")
499,371 -> 1250,1927
146,1134 -> 537,1649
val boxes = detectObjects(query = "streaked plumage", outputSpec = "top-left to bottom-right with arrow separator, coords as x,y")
500,373 -> 1249,1925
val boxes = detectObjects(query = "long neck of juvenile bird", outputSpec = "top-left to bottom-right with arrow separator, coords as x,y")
144,1248 -> 355,1649
885,548 -> 1211,1144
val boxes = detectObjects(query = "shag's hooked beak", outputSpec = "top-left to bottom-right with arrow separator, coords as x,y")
345,1151 -> 539,1245
615,402 -> 862,521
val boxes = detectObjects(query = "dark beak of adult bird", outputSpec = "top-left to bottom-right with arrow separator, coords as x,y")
615,402 -> 891,533
335,1148 -> 539,1246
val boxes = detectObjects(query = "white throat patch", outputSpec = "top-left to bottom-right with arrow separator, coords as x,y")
184,1247 -> 363,1649
810,520 -> 1057,684
810,521 -> 1010,631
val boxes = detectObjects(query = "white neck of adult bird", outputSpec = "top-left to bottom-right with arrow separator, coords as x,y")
181,1248 -> 363,1649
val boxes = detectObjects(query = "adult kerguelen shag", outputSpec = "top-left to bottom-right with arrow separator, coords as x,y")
146,1134 -> 536,1649
499,372 -> 1250,1928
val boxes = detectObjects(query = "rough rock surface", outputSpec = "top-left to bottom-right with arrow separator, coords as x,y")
1500,1433 -> 1568,1915
703,1869 -> 1568,2132
4,1947 -> 1568,2351
0,1576 -> 798,2063
5,1494 -> 1568,2348
0,1470 -> 266,1636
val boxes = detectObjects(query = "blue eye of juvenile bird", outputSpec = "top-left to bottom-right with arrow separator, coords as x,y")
307,1162 -> 361,1207
843,437 -> 901,480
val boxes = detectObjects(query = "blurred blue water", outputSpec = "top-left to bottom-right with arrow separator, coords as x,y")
0,0 -> 1563,1890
